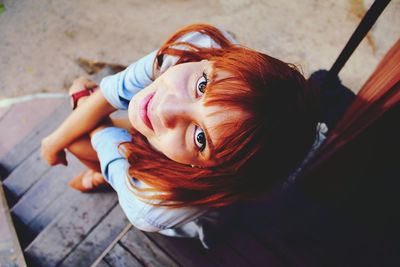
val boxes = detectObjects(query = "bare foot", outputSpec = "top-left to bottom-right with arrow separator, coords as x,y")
68,169 -> 109,192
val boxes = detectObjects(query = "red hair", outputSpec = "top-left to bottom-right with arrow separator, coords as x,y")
120,24 -> 319,208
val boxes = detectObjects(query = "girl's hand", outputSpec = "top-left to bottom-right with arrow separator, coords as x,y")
41,135 -> 68,166
71,76 -> 98,91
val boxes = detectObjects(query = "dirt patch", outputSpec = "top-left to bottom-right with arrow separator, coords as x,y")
0,0 -> 399,98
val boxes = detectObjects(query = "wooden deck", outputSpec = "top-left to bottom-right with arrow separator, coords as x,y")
1,98 -> 399,267
0,100 -> 288,267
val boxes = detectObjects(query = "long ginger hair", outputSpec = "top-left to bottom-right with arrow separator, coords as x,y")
120,24 -> 319,208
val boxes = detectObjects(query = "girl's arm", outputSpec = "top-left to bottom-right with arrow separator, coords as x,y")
41,85 -> 116,166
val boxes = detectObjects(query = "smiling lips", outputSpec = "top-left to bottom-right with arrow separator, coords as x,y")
139,92 -> 155,131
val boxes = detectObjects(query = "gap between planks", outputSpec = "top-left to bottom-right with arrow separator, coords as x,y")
90,224 -> 133,267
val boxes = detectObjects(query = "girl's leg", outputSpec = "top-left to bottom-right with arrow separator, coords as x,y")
110,117 -> 132,130
66,132 -> 108,191
66,116 -> 131,169
67,134 -> 101,172
66,119 -> 130,191
66,117 -> 131,164
65,79 -> 131,191
66,79 -> 107,191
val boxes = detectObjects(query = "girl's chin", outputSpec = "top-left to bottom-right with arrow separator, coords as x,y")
147,138 -> 161,153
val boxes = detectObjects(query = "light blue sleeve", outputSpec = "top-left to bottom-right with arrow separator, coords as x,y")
90,127 -> 132,183
90,127 -> 208,231
99,50 -> 158,110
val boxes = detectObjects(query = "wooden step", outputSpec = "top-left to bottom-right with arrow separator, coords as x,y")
99,226 -> 291,267
10,155 -> 84,247
0,99 -> 70,178
134,233 -> 249,266
225,229 -> 285,267
24,190 -> 118,266
59,205 -> 129,267
3,148 -> 52,207
0,181 -> 27,267
95,260 -> 114,267
142,232 -> 216,267
116,228 -> 180,267
102,242 -> 144,267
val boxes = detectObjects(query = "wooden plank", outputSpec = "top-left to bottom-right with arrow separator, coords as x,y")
145,232 -> 211,267
59,205 -> 130,267
95,259 -> 112,267
119,228 -> 180,267
103,243 -> 143,267
24,191 -> 118,267
0,99 -> 70,176
9,157 -> 83,249
96,259 -> 112,267
3,148 -> 51,207
26,186 -> 85,235
11,155 -> 83,229
201,238 -> 251,267
144,231 -> 228,267
226,229 -> 285,267
0,182 -> 27,267
244,206 -> 315,267
90,225 -> 132,267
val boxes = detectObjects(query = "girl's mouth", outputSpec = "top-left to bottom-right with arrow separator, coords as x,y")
139,92 -> 155,131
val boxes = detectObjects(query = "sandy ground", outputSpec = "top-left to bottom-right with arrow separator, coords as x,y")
0,0 -> 399,100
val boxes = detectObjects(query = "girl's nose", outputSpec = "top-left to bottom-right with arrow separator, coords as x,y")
157,95 -> 193,129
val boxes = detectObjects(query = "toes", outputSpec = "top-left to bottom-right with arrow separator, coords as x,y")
68,169 -> 107,192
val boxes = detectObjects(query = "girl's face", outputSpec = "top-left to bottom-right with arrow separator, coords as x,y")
128,61 -> 246,167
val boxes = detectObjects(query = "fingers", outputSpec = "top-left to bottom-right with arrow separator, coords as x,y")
58,150 -> 68,166
46,152 -> 67,166
85,80 -> 98,89
72,76 -> 98,90
41,136 -> 68,167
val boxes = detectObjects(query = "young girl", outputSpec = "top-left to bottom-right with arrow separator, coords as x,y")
41,24 -> 320,249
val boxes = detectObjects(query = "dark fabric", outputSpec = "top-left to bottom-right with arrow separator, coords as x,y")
293,103 -> 400,267
308,69 -> 356,130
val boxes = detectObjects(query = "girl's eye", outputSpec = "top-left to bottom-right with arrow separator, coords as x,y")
194,126 -> 206,152
196,72 -> 208,97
